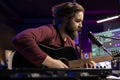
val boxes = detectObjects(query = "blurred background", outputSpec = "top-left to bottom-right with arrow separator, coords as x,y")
0,0 -> 120,63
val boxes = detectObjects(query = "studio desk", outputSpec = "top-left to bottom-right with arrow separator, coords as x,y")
0,68 -> 112,80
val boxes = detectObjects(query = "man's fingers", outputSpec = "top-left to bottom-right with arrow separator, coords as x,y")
90,61 -> 96,68
64,64 -> 69,68
88,62 -> 93,68
84,61 -> 96,68
85,62 -> 88,68
59,60 -> 69,68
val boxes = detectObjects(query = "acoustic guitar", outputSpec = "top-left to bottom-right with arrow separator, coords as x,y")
12,44 -> 119,68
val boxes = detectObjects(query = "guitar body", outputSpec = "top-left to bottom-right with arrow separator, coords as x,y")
12,44 -> 78,68
38,44 -> 78,60
12,44 -> 119,68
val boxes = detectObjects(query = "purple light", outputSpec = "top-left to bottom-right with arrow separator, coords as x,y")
114,43 -> 120,47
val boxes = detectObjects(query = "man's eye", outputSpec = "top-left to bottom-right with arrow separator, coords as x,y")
76,20 -> 81,23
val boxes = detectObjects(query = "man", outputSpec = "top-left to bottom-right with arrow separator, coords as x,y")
11,2 -> 96,68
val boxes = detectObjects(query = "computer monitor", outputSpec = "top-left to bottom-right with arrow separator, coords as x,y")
92,28 -> 120,57
92,28 -> 120,68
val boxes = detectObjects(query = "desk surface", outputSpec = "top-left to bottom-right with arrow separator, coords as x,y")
0,68 -> 113,80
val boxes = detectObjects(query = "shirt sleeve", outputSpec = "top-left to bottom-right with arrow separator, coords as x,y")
11,25 -> 54,67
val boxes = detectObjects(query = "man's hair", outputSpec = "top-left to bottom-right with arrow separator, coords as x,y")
52,2 -> 85,19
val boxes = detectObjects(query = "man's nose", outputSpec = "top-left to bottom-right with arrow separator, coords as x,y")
78,23 -> 82,28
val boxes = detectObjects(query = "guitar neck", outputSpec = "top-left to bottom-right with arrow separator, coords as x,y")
69,55 -> 113,68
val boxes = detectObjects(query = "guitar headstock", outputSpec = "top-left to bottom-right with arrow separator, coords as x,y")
111,50 -> 120,58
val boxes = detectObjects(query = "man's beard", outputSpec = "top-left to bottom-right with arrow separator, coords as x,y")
68,31 -> 78,40
65,24 -> 79,40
